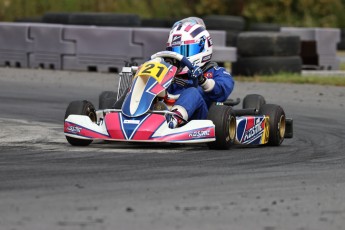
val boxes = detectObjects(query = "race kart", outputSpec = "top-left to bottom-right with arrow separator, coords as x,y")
64,51 -> 293,149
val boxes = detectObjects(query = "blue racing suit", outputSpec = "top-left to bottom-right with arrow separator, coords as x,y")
167,63 -> 234,120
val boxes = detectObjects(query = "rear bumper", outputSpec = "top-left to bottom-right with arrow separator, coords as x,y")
285,118 -> 293,138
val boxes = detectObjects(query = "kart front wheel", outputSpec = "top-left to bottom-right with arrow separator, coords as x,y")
207,105 -> 236,150
259,104 -> 286,146
64,100 -> 97,146
99,91 -> 117,109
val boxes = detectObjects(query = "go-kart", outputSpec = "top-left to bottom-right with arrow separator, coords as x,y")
64,51 -> 293,149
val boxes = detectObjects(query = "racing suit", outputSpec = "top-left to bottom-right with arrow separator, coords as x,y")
167,62 -> 234,120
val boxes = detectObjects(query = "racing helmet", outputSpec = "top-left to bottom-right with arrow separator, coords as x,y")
166,18 -> 213,74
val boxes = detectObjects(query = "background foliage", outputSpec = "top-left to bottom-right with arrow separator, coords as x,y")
0,0 -> 344,28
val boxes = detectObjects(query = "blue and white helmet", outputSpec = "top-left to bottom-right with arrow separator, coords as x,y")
166,17 -> 213,74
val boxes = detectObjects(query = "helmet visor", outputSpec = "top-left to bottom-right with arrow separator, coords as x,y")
167,43 -> 203,57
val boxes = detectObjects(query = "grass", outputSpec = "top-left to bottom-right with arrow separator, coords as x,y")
340,62 -> 345,71
231,53 -> 345,87
234,73 -> 345,87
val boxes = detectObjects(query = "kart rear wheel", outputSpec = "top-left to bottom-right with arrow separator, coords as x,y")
99,91 -> 117,109
64,100 -> 96,146
259,104 -> 286,146
242,94 -> 266,110
207,105 -> 236,150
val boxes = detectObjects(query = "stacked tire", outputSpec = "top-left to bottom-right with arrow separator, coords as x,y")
141,18 -> 176,28
232,32 -> 302,76
338,29 -> 345,51
247,22 -> 281,32
42,12 -> 141,27
203,15 -> 245,47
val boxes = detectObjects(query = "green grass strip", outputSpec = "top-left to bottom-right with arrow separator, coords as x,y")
234,73 -> 345,87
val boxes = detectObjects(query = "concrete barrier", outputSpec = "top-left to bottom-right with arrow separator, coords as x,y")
29,24 -> 75,70
0,22 -> 236,73
281,27 -> 340,70
63,26 -> 142,72
0,23 -> 32,68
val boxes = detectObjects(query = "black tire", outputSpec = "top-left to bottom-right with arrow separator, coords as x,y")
64,100 -> 97,146
99,91 -> 117,110
232,56 -> 302,76
237,32 -> 300,57
113,91 -> 127,109
68,13 -> 141,27
338,29 -> 345,50
259,104 -> 286,146
15,17 -> 42,23
141,18 -> 171,28
42,12 -> 71,24
242,94 -> 266,110
226,30 -> 241,47
203,15 -> 245,31
248,23 -> 281,32
207,105 -> 237,150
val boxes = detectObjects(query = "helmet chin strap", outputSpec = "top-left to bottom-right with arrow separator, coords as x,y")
201,61 -> 218,72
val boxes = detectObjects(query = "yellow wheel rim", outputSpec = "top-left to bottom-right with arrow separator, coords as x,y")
278,115 -> 286,139
228,116 -> 236,141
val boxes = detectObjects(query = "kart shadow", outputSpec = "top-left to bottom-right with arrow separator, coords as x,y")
94,141 -> 193,149
93,141 -> 253,150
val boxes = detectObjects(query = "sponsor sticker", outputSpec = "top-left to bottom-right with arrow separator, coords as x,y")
189,130 -> 210,138
243,118 -> 264,142
223,70 -> 231,76
207,36 -> 213,47
201,54 -> 212,63
171,34 -> 182,46
203,72 -> 213,79
67,126 -> 82,133
124,120 -> 140,124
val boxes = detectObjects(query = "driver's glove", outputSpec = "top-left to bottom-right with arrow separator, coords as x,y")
188,66 -> 206,85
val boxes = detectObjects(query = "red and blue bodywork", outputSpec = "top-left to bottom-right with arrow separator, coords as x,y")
64,54 -> 270,146
64,58 -> 216,144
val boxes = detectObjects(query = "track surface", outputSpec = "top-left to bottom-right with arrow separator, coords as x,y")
0,68 -> 344,230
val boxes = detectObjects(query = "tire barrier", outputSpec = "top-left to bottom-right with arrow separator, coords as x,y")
338,29 -> 345,51
247,23 -> 281,32
42,12 -> 70,24
281,27 -> 340,70
141,18 -> 174,28
68,13 -> 141,27
203,15 -> 245,31
42,12 -> 141,27
14,17 -> 42,23
0,22 -> 237,73
232,56 -> 302,76
233,32 -> 302,76
237,32 -> 300,57
203,15 -> 245,47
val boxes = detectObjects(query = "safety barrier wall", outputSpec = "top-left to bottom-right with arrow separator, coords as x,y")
62,26 -> 142,72
0,22 -> 237,73
0,23 -> 32,68
29,23 -> 75,70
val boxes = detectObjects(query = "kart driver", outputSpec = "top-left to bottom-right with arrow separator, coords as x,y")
165,17 -> 235,128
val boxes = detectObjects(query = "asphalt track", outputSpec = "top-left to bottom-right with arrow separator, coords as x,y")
0,67 -> 344,230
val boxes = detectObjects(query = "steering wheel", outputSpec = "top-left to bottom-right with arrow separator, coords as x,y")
151,51 -> 194,71
151,51 -> 200,87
